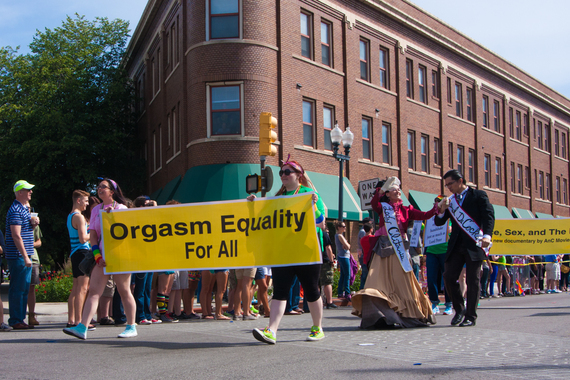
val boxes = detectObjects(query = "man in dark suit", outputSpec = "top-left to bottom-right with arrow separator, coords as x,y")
435,170 -> 494,327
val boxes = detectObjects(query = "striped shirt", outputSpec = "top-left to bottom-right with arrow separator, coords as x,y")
5,200 -> 35,259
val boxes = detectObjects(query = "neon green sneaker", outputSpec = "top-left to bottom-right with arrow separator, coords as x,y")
250,305 -> 259,314
307,326 -> 325,341
252,327 -> 276,344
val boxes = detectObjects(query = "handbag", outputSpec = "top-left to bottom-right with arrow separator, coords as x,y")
561,264 -> 570,274
78,251 -> 96,275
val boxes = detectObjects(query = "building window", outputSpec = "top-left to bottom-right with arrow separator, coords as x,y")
484,155 -> 490,187
170,103 -> 181,155
517,164 -> 523,194
136,73 -> 145,114
515,111 -> 521,141
382,123 -> 391,164
210,85 -> 241,136
153,126 -> 162,173
455,83 -> 462,117
406,59 -> 413,98
448,142 -> 453,168
407,131 -> 415,170
564,178 -> 568,204
525,166 -> 530,189
562,132 -> 567,159
151,50 -> 161,97
433,137 -> 440,166
418,66 -> 427,103
210,0 -> 239,39
556,176 -> 561,203
302,99 -> 314,147
446,77 -> 451,104
523,113 -> 528,136
482,96 -> 489,129
360,39 -> 369,81
544,124 -> 550,152
493,100 -> 500,133
457,145 -> 464,176
539,171 -> 544,199
495,157 -> 502,189
555,129 -> 560,156
510,162 -> 515,191
466,88 -> 472,122
362,117 -> 372,160
468,149 -> 475,183
508,107 -> 513,138
379,47 -> 388,89
537,121 -> 543,149
300,11 -> 312,59
321,21 -> 331,66
420,134 -> 428,172
432,70 -> 439,98
323,105 -> 334,151
167,20 -> 179,67
546,173 -> 551,201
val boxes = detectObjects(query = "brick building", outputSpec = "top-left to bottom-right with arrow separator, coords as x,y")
124,0 -> 570,233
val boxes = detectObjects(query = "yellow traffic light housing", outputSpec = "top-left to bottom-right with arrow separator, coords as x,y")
259,112 -> 278,156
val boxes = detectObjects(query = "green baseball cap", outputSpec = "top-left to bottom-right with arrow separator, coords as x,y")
14,180 -> 35,192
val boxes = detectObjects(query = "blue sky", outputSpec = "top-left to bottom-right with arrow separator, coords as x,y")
2,0 -> 568,99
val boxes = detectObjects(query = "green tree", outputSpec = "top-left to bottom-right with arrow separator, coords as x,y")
0,15 -> 144,268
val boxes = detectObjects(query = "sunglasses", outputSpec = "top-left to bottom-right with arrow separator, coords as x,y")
97,184 -> 110,190
279,169 -> 296,177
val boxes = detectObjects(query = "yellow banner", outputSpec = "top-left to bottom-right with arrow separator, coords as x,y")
492,219 -> 570,255
100,193 -> 321,274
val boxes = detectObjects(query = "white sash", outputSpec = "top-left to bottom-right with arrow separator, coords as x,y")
448,194 -> 484,246
381,202 -> 413,272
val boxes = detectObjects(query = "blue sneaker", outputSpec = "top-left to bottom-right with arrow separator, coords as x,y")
432,305 -> 440,314
63,323 -> 87,340
443,306 -> 453,315
118,324 -> 137,338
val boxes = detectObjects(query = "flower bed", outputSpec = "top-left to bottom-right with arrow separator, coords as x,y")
35,271 -> 73,302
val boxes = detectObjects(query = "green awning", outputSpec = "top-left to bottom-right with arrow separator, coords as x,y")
512,207 -> 535,219
409,190 -> 438,211
535,212 -> 554,218
172,164 -> 278,203
304,171 -> 364,221
170,164 -> 364,221
150,187 -> 162,201
492,204 -> 513,219
155,175 -> 181,205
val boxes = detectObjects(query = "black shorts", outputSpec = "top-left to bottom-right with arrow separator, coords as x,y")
272,264 -> 322,303
71,249 -> 90,278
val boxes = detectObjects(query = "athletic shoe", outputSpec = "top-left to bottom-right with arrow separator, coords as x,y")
326,303 -> 338,309
250,305 -> 259,314
186,312 -> 200,320
139,319 -> 152,325
432,305 -> 440,315
252,327 -> 276,344
443,306 -> 453,315
243,314 -> 258,320
223,310 -> 235,318
150,318 -> 162,324
0,322 -> 13,332
63,323 -> 87,340
546,289 -> 553,294
118,324 -> 137,338
160,313 -> 178,323
554,289 -> 562,293
307,326 -> 325,341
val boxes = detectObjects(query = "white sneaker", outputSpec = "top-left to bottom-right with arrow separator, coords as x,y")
243,314 -> 259,320
0,322 -> 13,332
118,325 -> 138,338
432,305 -> 440,314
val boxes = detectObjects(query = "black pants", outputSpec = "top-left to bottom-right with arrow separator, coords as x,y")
272,264 -> 321,302
443,248 -> 482,321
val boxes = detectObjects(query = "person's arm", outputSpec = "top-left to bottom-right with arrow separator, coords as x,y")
325,245 -> 334,262
337,234 -> 350,250
73,213 -> 90,244
10,225 -> 32,266
90,229 -> 105,267
34,236 -> 41,249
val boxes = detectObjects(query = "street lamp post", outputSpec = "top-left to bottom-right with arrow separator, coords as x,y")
331,120 -> 354,222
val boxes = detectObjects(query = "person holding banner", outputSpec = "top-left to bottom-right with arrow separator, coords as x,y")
250,156 -> 326,344
435,169 -> 494,327
64,178 -> 138,339
352,177 -> 440,328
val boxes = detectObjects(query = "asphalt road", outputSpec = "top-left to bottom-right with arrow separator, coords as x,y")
1,291 -> 569,380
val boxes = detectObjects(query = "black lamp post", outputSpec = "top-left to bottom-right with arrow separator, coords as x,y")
330,120 -> 354,222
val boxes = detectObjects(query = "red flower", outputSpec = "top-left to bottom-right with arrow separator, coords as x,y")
44,291 -> 47,294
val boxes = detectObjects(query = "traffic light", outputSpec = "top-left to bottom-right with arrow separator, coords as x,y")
259,112 -> 278,156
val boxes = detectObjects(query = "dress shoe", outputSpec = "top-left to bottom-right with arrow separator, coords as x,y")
459,318 -> 476,327
450,310 -> 465,326
12,322 -> 31,330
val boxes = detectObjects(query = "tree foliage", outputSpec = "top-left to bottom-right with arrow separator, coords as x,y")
0,15 -> 144,268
